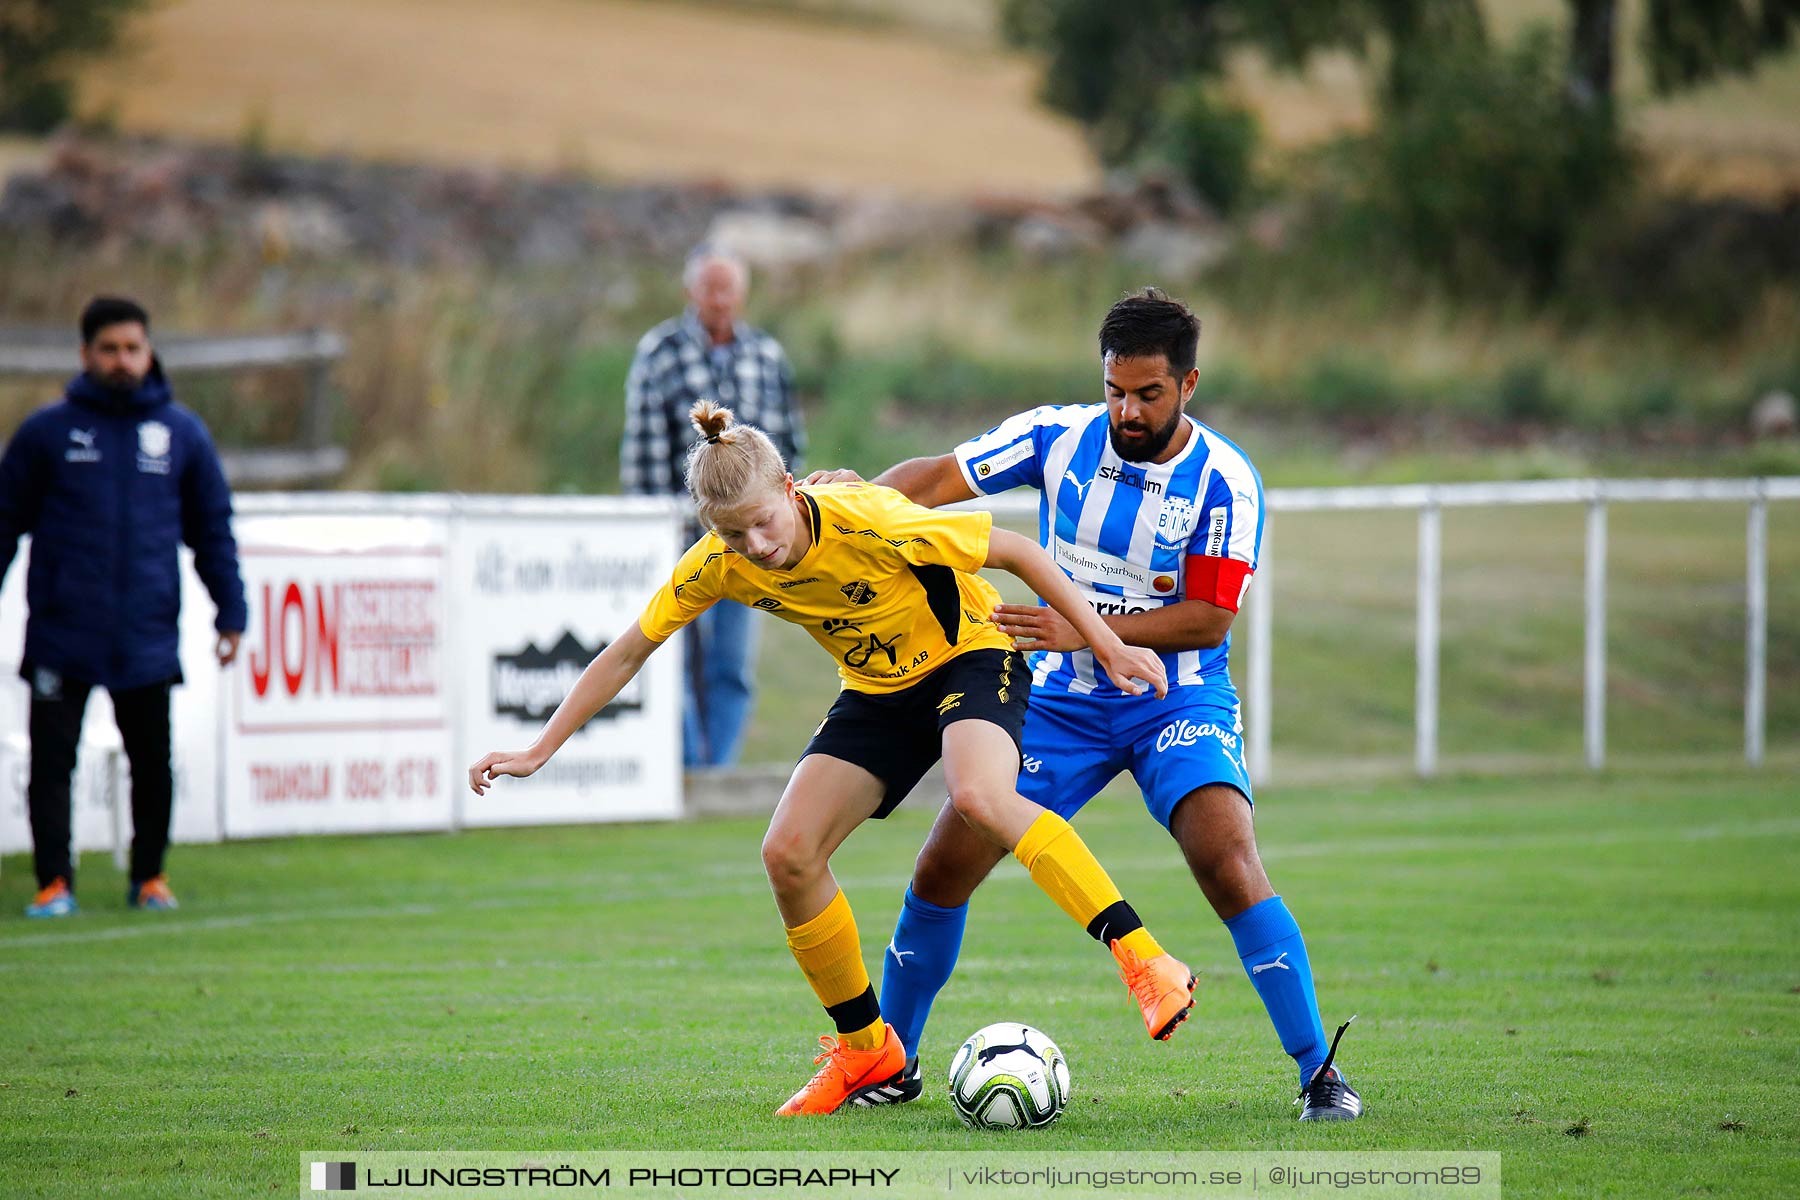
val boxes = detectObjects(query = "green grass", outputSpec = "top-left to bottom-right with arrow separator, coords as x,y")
1,768 -> 1796,1197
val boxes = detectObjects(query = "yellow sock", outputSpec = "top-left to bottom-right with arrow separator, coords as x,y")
1013,811 -> 1166,958
784,889 -> 886,1051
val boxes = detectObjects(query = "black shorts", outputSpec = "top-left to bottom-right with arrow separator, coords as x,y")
800,648 -> 1030,819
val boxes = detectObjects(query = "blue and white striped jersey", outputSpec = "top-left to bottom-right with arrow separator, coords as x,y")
953,404 -> 1263,698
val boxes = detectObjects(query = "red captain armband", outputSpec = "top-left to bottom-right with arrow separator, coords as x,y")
1184,554 -> 1254,612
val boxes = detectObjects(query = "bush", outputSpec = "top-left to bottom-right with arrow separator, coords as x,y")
0,1 -> 152,133
1357,24 -> 1634,297
1145,80 -> 1260,216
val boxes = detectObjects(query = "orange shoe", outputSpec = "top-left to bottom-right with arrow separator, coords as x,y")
127,875 -> 179,911
1112,939 -> 1196,1041
775,1023 -> 907,1116
25,877 -> 77,919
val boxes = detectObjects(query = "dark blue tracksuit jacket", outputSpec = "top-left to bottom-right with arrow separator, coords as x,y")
0,361 -> 248,691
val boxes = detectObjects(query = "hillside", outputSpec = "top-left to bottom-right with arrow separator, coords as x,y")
75,0 -> 1096,197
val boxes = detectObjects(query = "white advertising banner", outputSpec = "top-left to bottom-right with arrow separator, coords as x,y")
222,514 -> 455,838
454,503 -> 683,826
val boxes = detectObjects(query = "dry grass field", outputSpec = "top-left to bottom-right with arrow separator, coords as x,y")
75,0 -> 1095,196
68,0 -> 1800,197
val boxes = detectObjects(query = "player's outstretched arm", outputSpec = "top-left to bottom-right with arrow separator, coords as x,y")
467,622 -> 660,794
984,528 -> 1167,699
802,454 -> 975,510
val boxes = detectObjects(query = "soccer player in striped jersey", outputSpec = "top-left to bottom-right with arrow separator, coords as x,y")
470,400 -> 1198,1116
808,288 -> 1362,1121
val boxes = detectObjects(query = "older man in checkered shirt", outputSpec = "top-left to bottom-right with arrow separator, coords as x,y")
622,246 -> 806,767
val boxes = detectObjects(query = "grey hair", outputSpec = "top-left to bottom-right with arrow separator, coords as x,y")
683,243 -> 750,292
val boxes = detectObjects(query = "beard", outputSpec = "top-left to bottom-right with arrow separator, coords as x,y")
1108,407 -> 1183,462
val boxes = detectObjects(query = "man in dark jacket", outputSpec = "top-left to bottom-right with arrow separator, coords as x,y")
0,296 -> 248,917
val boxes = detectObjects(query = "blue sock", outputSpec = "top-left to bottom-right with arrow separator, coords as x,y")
878,887 -> 968,1061
1225,896 -> 1328,1087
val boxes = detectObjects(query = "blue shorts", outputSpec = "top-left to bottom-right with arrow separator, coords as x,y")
1016,687 -> 1252,830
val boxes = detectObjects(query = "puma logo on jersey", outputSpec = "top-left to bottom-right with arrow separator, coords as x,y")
1251,952 -> 1291,975
1063,471 -> 1093,501
887,941 -> 915,965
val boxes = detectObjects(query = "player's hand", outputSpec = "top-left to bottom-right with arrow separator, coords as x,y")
468,749 -> 546,795
216,631 -> 243,666
992,603 -> 1086,653
801,468 -> 865,486
1094,641 -> 1168,699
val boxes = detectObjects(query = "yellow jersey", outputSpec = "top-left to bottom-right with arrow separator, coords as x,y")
637,484 -> 1013,694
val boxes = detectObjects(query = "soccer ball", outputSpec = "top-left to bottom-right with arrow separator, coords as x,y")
946,1022 -> 1070,1130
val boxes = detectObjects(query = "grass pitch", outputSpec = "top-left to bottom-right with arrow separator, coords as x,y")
2,767 -> 1796,1198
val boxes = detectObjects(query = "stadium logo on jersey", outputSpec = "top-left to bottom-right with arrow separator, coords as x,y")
777,576 -> 820,588
1098,463 -> 1162,495
753,597 -> 783,610
491,631 -> 641,724
840,580 -> 878,606
1155,495 -> 1199,550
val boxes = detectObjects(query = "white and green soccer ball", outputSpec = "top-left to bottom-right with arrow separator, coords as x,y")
946,1022 -> 1070,1130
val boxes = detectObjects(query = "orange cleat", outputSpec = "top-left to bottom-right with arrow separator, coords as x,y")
25,877 -> 77,919
1112,940 -> 1196,1041
127,875 -> 179,911
775,1022 -> 907,1116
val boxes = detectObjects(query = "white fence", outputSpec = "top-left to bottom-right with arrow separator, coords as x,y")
977,477 -> 1800,783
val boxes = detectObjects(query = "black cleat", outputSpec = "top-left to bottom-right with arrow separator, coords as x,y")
851,1055 -> 922,1106
1297,1017 -> 1363,1121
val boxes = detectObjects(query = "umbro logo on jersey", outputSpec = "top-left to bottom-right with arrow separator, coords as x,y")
937,692 -> 964,715
777,576 -> 820,588
840,580 -> 878,606
753,597 -> 782,610
1251,953 -> 1291,975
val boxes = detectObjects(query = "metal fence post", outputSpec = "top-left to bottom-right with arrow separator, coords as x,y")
1247,529 -> 1273,786
1746,485 -> 1768,767
108,748 -> 128,873
1584,496 -> 1608,770
1416,500 -> 1442,778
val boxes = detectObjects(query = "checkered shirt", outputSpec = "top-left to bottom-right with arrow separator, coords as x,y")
620,311 -> 805,496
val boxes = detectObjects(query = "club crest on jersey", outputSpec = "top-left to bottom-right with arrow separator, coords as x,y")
1155,494 -> 1199,550
139,421 -> 171,459
840,580 -> 878,606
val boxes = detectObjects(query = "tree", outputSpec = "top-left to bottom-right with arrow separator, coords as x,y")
997,0 -> 1484,211
0,0 -> 151,133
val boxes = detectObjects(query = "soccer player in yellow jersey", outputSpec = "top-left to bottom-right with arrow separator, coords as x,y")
469,401 -> 1196,1116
